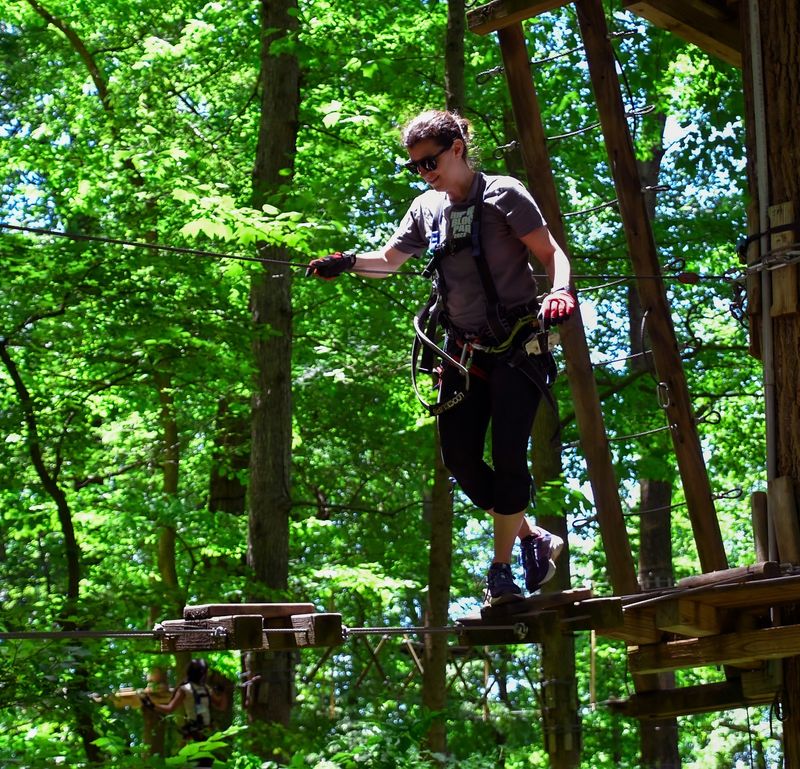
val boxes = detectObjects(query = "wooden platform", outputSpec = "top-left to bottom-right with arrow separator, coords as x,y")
454,563 -> 800,717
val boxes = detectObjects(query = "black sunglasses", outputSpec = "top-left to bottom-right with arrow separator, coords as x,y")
403,144 -> 452,175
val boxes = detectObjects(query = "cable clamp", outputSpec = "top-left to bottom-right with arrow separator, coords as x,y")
513,622 -> 528,641
656,382 -> 671,409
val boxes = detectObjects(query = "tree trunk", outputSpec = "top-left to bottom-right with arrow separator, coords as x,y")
444,0 -> 465,114
246,0 -> 299,732
422,434 -> 454,754
420,1 -> 465,754
209,398 -> 248,515
741,2 -> 800,765
154,371 -> 184,617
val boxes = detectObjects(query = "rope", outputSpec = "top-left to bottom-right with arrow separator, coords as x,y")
1,221 -> 742,286
0,222 -> 406,277
0,622 -> 531,643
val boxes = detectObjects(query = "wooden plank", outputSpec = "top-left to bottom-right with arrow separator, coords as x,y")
577,0 -> 728,575
769,202 -> 798,316
695,574 -> 800,610
629,623 -> 800,674
457,610 -> 562,646
497,21 -> 640,597
159,615 -> 264,652
467,0 -> 569,35
769,476 -> 800,563
655,598 -> 722,637
479,587 -> 593,620
622,0 -> 741,67
184,602 -> 316,620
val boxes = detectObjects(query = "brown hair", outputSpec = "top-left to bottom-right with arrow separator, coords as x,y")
401,110 -> 473,160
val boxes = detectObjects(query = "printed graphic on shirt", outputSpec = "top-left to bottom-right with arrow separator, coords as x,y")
450,206 -> 475,239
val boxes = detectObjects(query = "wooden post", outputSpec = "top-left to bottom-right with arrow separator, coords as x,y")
575,0 -> 728,574
768,476 -> 800,564
497,21 -> 639,596
751,491 -> 769,562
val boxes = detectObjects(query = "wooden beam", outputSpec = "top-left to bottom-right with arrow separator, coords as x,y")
655,598 -> 722,636
629,623 -> 800,674
467,0 -> 570,35
576,0 -> 728,574
611,607 -> 663,644
622,0 -> 742,67
183,602 -> 316,620
159,615 -> 265,652
605,677 -> 776,719
497,21 -> 640,597
674,560 -> 780,589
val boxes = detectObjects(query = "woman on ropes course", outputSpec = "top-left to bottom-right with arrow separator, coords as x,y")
141,658 -> 228,766
307,109 -> 575,606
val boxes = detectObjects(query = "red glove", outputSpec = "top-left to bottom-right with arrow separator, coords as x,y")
539,287 -> 576,327
305,251 -> 357,279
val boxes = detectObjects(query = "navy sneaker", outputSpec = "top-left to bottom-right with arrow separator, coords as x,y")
486,562 -> 524,606
520,528 -> 564,593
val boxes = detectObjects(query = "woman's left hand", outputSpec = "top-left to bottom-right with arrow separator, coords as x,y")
539,287 -> 576,326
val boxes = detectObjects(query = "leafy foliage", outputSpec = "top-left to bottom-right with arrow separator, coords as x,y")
0,0 -> 771,766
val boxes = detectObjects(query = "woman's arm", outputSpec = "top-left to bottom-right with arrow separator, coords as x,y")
352,246 -> 413,279
151,686 -> 185,715
519,226 -> 571,289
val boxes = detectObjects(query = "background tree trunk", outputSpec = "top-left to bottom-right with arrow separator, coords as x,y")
421,0 -> 465,753
632,127 -> 681,769
246,0 -> 299,732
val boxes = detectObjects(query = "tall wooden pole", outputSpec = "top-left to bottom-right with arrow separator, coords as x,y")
498,22 -> 640,596
576,0 -> 728,574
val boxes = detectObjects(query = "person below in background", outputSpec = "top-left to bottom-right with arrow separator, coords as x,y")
141,658 -> 228,767
307,109 -> 576,606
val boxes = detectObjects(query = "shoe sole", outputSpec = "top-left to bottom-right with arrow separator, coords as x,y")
530,533 -> 565,590
489,592 -> 524,606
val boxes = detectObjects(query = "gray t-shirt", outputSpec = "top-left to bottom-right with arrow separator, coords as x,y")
387,173 -> 545,333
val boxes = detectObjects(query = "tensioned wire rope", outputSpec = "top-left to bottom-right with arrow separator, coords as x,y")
0,221 -> 741,288
0,622 -> 531,642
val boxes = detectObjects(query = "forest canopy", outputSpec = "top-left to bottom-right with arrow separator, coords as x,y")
0,0 -> 768,766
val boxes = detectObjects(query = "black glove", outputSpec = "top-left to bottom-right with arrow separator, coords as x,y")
306,251 -> 357,279
140,693 -> 155,710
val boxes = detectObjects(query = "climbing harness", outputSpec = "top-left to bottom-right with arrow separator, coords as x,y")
181,682 -> 212,736
410,173 -> 560,418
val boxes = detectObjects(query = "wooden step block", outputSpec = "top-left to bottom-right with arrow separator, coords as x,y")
159,615 -> 264,652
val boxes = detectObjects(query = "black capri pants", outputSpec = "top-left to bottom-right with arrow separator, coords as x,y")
437,351 -> 542,515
